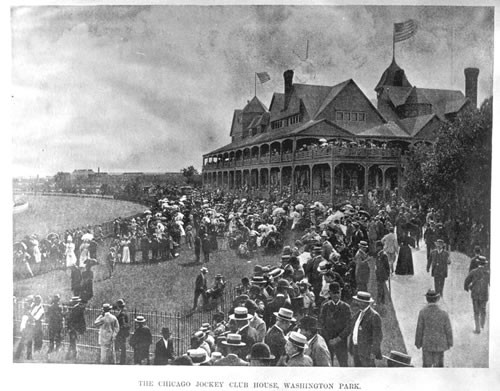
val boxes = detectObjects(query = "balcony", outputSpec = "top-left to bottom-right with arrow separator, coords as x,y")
203,147 -> 401,170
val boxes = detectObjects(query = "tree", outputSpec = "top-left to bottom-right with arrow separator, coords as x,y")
181,165 -> 200,185
404,97 -> 492,237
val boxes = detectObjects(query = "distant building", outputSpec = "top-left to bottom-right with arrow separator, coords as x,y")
202,58 -> 478,203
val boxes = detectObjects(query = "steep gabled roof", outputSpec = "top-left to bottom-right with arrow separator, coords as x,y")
243,96 -> 267,113
358,121 -> 411,138
229,109 -> 243,137
383,86 -> 413,107
292,83 -> 332,119
255,112 -> 270,127
314,79 -> 352,118
418,88 -> 466,120
399,114 -> 438,136
405,87 -> 432,105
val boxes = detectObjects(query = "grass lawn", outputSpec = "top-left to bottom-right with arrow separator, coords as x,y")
13,195 -> 145,241
14,236 -> 408,362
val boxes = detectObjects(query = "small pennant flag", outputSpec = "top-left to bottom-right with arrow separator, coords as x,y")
256,72 -> 271,84
394,19 -> 418,43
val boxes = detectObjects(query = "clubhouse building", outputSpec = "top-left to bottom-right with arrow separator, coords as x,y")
202,58 -> 479,203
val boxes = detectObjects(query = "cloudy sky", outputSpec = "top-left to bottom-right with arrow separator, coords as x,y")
11,4 -> 494,177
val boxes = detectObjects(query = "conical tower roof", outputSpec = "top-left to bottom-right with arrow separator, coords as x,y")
375,58 -> 412,92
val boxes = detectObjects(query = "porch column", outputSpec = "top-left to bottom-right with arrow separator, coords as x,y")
309,165 -> 313,197
364,164 -> 370,198
291,167 -> 296,197
330,163 -> 335,205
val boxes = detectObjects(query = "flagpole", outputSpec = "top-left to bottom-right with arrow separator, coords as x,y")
392,24 -> 395,62
254,73 -> 257,97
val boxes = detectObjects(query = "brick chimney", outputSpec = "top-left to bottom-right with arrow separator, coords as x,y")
284,69 -> 294,110
464,67 -> 479,108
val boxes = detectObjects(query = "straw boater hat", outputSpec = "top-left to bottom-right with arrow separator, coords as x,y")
383,351 -> 413,367
187,348 -> 210,365
251,275 -> 266,285
221,333 -> 246,347
246,343 -> 275,361
268,268 -> 284,280
200,267 -> 208,273
274,307 -> 296,322
229,307 -> 253,321
352,291 -> 374,303
358,241 -> 369,248
70,296 -> 82,303
435,239 -> 445,245
287,331 -> 308,349
135,315 -> 147,323
317,260 -> 332,274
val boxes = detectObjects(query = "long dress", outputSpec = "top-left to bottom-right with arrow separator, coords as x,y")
395,243 -> 414,275
65,242 -> 77,268
121,240 -> 131,264
31,240 -> 42,264
79,242 -> 90,265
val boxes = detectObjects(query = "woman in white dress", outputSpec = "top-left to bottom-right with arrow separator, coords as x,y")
120,236 -> 131,264
79,240 -> 90,266
30,236 -> 42,264
65,235 -> 77,268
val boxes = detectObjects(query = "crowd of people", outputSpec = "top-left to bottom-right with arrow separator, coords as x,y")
14,187 -> 489,367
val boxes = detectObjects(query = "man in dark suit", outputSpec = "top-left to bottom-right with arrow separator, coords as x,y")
375,241 -> 391,305
193,267 -> 208,310
348,291 -> 383,367
464,258 -> 490,334
319,282 -> 352,367
114,299 -> 130,365
427,239 -> 451,297
154,327 -> 175,365
415,290 -> 453,367
227,307 -> 258,359
264,307 -> 295,366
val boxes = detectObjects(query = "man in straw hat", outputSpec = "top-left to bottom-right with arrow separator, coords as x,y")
384,351 -> 413,367
214,334 -> 249,366
319,282 -> 351,367
300,316 -> 331,367
277,331 -> 313,367
348,291 -> 383,367
426,238 -> 451,297
94,303 -> 120,364
265,307 -> 295,365
129,315 -> 153,364
227,307 -> 258,359
247,342 -> 275,366
415,289 -> 453,367
187,347 -> 211,366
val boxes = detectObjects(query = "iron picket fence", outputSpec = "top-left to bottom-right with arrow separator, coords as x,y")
13,282 -> 239,363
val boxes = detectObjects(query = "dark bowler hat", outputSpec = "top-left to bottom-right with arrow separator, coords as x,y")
291,296 -> 304,311
425,289 -> 440,300
384,351 -> 413,367
246,342 -> 275,361
277,279 -> 292,290
329,282 -> 342,294
161,327 -> 171,336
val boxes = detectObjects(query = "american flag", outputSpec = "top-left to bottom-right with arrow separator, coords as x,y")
256,72 -> 271,84
394,19 -> 418,43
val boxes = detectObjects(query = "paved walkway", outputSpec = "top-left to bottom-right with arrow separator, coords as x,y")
390,243 -> 489,367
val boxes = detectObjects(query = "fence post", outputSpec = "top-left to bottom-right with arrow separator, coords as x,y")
176,312 -> 181,357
